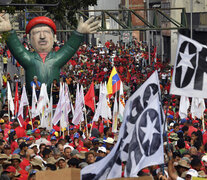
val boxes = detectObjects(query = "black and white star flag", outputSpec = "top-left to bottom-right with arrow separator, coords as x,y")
81,71 -> 164,179
171,34 -> 207,98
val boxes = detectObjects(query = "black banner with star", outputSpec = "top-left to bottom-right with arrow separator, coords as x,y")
81,71 -> 164,179
171,34 -> 207,98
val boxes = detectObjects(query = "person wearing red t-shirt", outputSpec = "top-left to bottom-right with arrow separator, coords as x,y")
20,149 -> 34,170
69,132 -> 84,151
92,118 -> 104,134
13,121 -> 26,139
8,130 -> 18,153
105,41 -> 110,49
31,128 -> 41,140
11,154 -> 28,180
203,130 -> 207,145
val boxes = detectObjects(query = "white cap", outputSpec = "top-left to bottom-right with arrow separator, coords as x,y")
29,144 -> 39,149
103,137 -> 114,144
202,155 -> 207,162
63,144 -> 74,151
170,123 -> 174,127
98,147 -> 106,153
186,169 -> 198,177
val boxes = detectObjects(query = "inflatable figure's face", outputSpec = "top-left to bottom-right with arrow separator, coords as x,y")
30,25 -> 54,53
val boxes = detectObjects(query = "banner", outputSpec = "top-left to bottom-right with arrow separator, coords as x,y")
81,71 -> 164,179
171,34 -> 207,98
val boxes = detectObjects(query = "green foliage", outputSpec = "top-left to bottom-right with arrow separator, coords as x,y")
0,0 -> 35,14
0,0 -> 97,26
37,0 -> 97,26
0,31 -> 10,43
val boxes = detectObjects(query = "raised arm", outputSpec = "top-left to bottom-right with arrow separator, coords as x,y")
54,16 -> 100,68
0,14 -> 31,68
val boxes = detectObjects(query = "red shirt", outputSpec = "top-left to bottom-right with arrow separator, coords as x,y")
203,131 -> 207,145
188,125 -> 198,137
69,139 -> 84,151
18,169 -> 28,180
11,141 -> 18,153
15,126 -> 26,138
92,122 -> 104,134
20,158 -> 30,170
39,53 -> 48,63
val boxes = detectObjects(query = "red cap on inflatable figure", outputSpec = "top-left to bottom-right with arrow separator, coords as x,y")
26,16 -> 56,34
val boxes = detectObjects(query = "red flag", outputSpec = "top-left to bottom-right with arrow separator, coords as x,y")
126,70 -> 131,83
6,50 -> 11,58
14,82 -> 19,116
84,81 -> 95,112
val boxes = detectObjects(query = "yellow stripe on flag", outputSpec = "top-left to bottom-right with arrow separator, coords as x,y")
107,67 -> 118,94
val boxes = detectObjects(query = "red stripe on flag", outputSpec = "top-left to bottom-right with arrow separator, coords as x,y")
18,114 -> 24,127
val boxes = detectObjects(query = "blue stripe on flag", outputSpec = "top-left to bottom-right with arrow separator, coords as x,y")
112,74 -> 120,85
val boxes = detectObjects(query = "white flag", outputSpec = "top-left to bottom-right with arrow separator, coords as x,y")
72,85 -> 84,125
52,83 -> 65,125
37,84 -> 49,114
93,82 -> 112,122
17,85 -> 29,127
190,97 -> 205,119
112,94 -> 118,133
81,71 -> 164,179
31,84 -> 38,118
75,83 -> 80,108
64,84 -> 71,123
119,81 -> 125,122
37,84 -> 49,128
93,83 -> 105,122
103,82 -> 112,120
170,34 -> 207,98
46,84 -> 53,131
179,96 -> 190,119
7,81 -> 14,115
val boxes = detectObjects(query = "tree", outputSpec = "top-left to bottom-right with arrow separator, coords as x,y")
0,0 -> 97,26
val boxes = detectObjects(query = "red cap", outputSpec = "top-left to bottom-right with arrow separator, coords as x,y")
79,147 -> 89,152
192,120 -> 199,124
26,16 -> 56,34
5,166 -> 16,173
34,128 -> 40,134
142,168 -> 150,173
89,137 -> 96,141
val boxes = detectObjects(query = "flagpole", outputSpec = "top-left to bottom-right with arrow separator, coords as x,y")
163,97 -> 170,175
15,100 -> 17,118
50,83 -> 53,130
112,79 -> 118,133
15,82 -> 18,118
8,86 -> 10,122
63,126 -> 65,139
67,88 -> 72,137
8,101 -> 10,122
60,119 -> 61,139
83,103 -> 89,138
202,117 -> 205,132
79,118 -> 81,130
27,105 -> 33,130
90,83 -> 97,137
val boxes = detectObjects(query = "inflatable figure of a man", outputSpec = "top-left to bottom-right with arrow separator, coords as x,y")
0,14 -> 99,92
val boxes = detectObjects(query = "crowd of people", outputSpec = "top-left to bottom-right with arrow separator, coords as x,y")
0,37 -> 206,180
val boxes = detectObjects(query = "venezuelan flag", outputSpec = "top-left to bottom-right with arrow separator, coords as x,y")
107,67 -> 121,95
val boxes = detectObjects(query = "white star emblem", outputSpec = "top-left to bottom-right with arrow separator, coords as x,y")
177,43 -> 196,85
140,112 -> 160,154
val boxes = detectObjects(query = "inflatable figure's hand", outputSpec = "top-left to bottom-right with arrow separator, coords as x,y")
0,13 -> 12,32
77,16 -> 100,34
